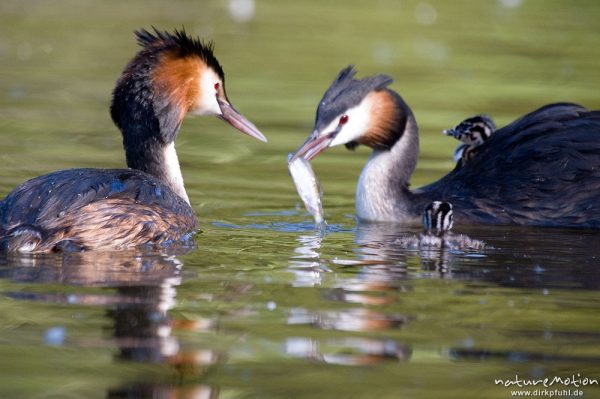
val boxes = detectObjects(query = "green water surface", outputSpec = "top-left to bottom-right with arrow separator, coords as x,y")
1,1 -> 600,398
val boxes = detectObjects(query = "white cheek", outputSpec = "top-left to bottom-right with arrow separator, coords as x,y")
193,69 -> 221,116
329,99 -> 371,147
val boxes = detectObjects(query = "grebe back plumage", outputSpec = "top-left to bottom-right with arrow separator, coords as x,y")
292,66 -> 600,228
0,28 -> 266,252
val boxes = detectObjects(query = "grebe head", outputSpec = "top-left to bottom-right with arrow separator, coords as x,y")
422,201 -> 453,236
292,66 -> 410,161
443,114 -> 495,146
110,27 -> 266,143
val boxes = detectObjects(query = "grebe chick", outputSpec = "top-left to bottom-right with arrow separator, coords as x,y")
391,201 -> 485,250
420,201 -> 486,250
390,201 -> 450,249
292,66 -> 600,227
0,28 -> 266,252
443,115 -> 496,165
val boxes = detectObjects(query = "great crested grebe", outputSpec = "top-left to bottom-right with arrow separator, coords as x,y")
0,28 -> 266,252
443,114 -> 496,165
292,66 -> 600,227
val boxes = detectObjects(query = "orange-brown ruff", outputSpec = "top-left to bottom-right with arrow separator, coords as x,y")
151,53 -> 203,121
0,28 -> 265,252
356,91 -> 403,149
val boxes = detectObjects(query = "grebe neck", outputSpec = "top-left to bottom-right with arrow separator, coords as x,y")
356,112 -> 420,222
111,56 -> 191,205
124,138 -> 189,204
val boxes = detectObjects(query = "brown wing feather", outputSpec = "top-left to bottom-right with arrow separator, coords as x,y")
0,168 -> 197,252
39,198 -> 196,251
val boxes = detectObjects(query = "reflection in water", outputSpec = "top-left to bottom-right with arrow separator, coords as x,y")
360,223 -> 600,365
2,221 -> 599,396
352,222 -> 472,278
0,251 -> 219,398
285,337 -> 411,366
288,307 -> 410,332
0,251 -> 185,287
109,283 -> 181,364
286,221 -> 600,367
288,232 -> 330,287
350,222 -> 600,289
286,229 -> 413,365
108,383 -> 218,399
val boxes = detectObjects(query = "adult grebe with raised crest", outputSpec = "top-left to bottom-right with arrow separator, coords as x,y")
0,28 -> 266,252
292,66 -> 600,228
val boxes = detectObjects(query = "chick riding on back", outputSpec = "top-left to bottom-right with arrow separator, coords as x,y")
443,114 -> 496,165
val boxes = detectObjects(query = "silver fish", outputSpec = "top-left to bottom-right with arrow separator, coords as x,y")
288,153 -> 325,225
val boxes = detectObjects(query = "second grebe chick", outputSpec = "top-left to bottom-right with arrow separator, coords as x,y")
0,28 -> 266,252
391,201 -> 451,248
420,201 -> 486,250
443,115 -> 496,165
292,66 -> 600,227
422,201 -> 453,237
392,201 -> 485,250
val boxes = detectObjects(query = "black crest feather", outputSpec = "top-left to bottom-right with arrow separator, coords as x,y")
111,27 -> 227,154
315,66 -> 393,131
134,27 -> 224,80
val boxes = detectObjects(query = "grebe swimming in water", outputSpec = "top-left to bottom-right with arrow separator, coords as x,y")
420,201 -> 486,250
443,114 -> 496,165
292,66 -> 600,227
393,201 -> 486,250
0,28 -> 266,252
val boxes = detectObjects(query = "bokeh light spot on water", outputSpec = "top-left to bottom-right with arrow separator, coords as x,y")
499,0 -> 523,9
414,39 -> 448,62
228,0 -> 256,23
372,42 -> 394,66
44,326 -> 66,346
415,2 -> 437,26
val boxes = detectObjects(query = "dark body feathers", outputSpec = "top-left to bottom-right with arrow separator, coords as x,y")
419,103 -> 600,228
0,169 -> 197,251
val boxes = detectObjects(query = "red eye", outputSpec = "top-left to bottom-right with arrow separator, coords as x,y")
339,114 -> 349,125
214,82 -> 220,91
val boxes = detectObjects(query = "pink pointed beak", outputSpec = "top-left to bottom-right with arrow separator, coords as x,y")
290,127 -> 340,162
217,99 -> 267,142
